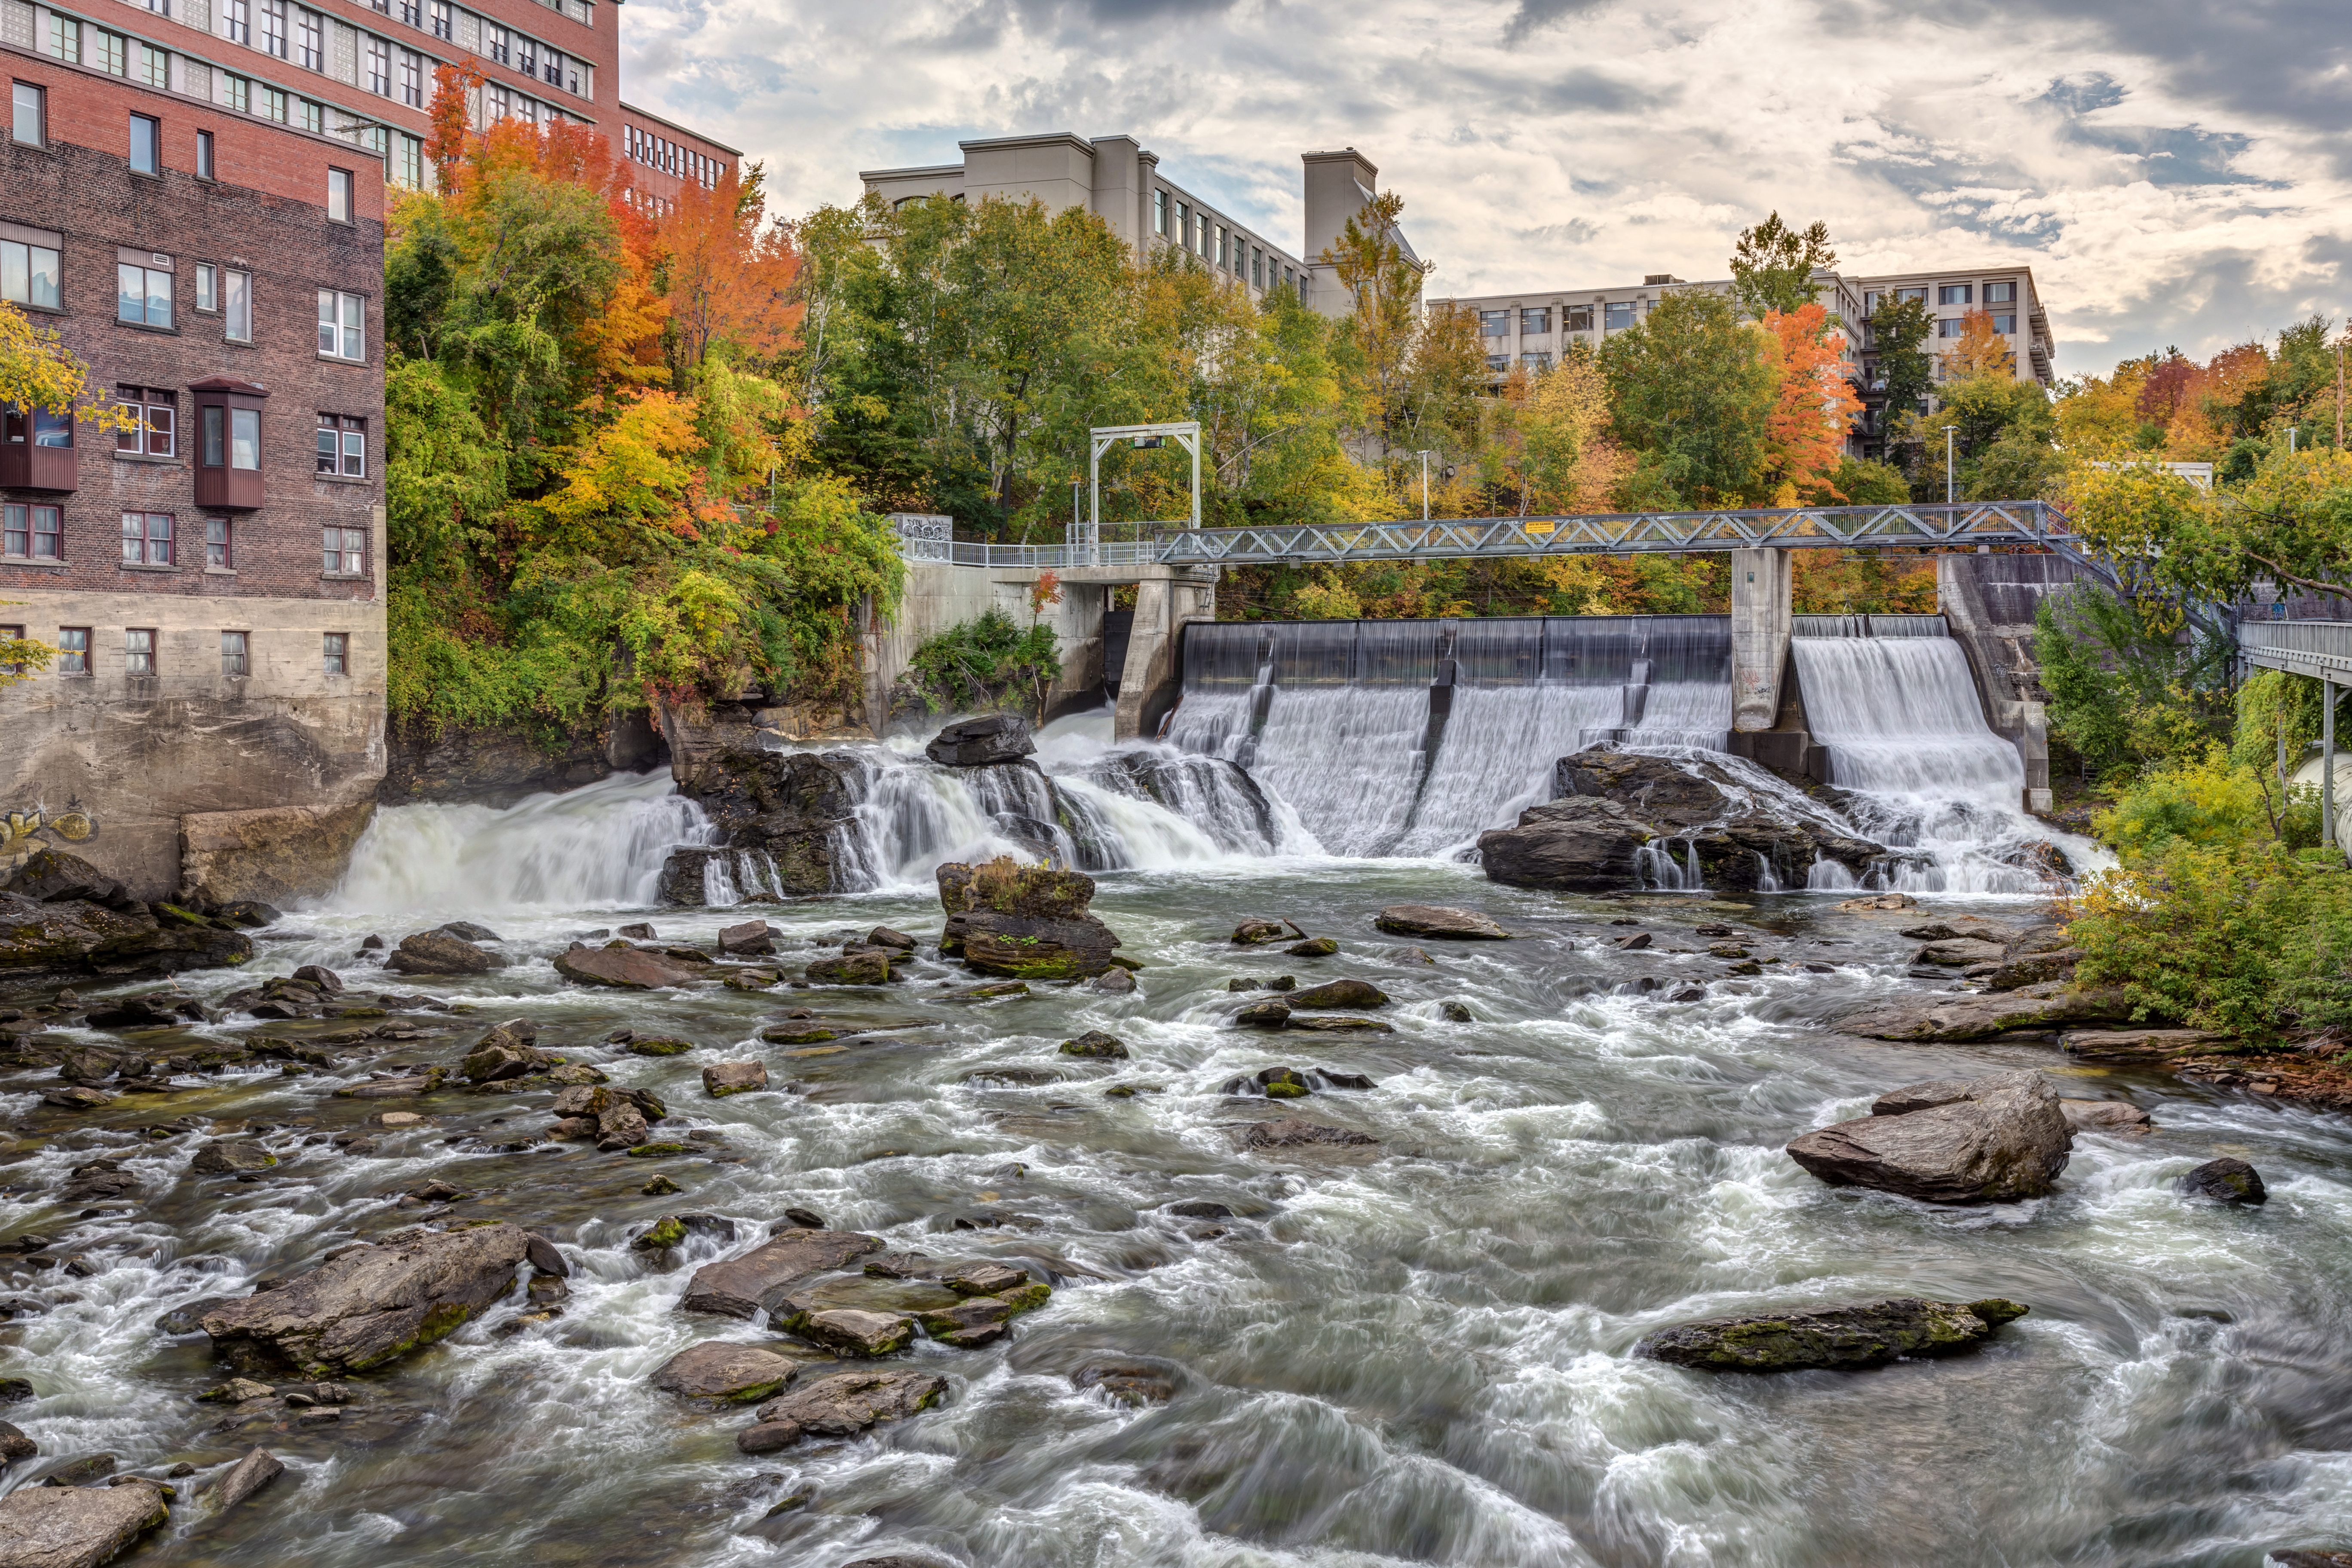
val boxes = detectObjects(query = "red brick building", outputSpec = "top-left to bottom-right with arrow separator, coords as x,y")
1,0 -> 736,200
2,44 -> 388,901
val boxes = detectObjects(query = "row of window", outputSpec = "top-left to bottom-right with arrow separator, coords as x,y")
1484,352 -> 1555,373
621,125 -> 721,191
1,622 -> 353,677
1149,189 -> 1297,294
1862,281 -> 2019,315
2,505 -> 368,574
209,0 -> 589,101
1479,302 -> 1638,337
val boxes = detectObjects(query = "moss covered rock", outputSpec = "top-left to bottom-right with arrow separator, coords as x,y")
1636,1296 -> 2027,1371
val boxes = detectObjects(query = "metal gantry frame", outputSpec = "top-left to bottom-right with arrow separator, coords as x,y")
1086,422 -> 1200,568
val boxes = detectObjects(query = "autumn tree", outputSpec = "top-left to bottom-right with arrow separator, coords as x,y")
1598,289 -> 1777,506
656,165 -> 800,383
1730,212 -> 1837,322
1757,303 -> 1863,501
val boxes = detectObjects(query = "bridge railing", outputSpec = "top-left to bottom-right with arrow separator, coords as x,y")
894,500 -> 2081,570
2236,620 -> 2352,679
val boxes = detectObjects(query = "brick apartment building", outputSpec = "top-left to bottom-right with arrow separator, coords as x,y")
1432,266 -> 2055,462
1,44 -> 388,902
1,0 -> 737,209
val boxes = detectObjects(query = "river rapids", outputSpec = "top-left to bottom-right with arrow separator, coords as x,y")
2,707 -> 2347,1568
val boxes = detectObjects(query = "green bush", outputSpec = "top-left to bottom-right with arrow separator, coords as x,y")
905,608 -> 1061,716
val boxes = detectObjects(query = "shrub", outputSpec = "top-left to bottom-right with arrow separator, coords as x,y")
904,608 -> 1061,716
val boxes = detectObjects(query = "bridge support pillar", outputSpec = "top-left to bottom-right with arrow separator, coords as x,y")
1113,569 -> 1220,742
1730,547 -> 1790,733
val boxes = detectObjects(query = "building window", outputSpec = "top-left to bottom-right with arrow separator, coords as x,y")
1896,286 -> 1926,304
125,627 -> 157,675
488,24 -> 509,63
57,627 -> 89,675
1152,190 -> 1168,236
1,237 -> 61,310
1484,354 -> 1508,373
122,512 -> 174,565
260,0 -> 286,56
1521,307 -> 1550,334
323,526 -> 365,575
6,406 -> 70,449
46,14 -> 80,61
430,0 -> 451,37
206,516 -> 232,567
396,134 -> 423,188
366,37 -> 389,95
400,51 -> 423,106
12,83 -> 43,146
1251,247 -> 1263,288
1938,283 -> 1972,306
117,388 -> 175,456
118,260 -> 174,328
1993,314 -> 2016,334
128,114 -> 160,175
322,631 -> 349,674
317,413 -> 365,475
318,289 -> 365,359
328,167 -> 353,222
1604,301 -> 1635,331
301,98 -> 322,133
224,269 -> 252,341
224,74 -> 250,113
221,629 -> 248,675
262,87 -> 287,123
231,408 -> 260,469
97,30 -> 126,75
222,0 -> 249,41
1937,317 -> 1968,338
1564,306 -> 1593,332
1475,310 -> 1509,338
297,7 -> 322,67
4,503 -> 63,559
515,34 -> 536,77
196,129 -> 215,179
196,262 -> 217,312
1985,281 -> 2017,305
1521,351 -> 1552,370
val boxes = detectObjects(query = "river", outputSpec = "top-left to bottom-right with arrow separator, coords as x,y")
5,711 -> 2350,1567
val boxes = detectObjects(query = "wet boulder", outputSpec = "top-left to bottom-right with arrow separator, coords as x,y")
190,1141 -> 278,1176
680,1228 -> 886,1320
2058,1027 -> 2232,1062
936,858 -> 1123,980
1059,1031 -> 1128,1059
1230,918 -> 1299,945
716,920 -> 779,957
651,1341 -> 802,1402
1233,999 -> 1291,1028
200,1222 -> 531,1376
668,750 -> 865,902
3,849 -> 139,909
785,1307 -> 914,1358
460,1023 -> 560,1083
1636,1296 -> 2029,1371
1236,1117 -> 1378,1150
736,1368 -> 949,1453
1785,1070 -> 2072,1203
0,1420 -> 32,1464
1371,904 -> 1511,941
383,930 -> 503,977
1092,967 -> 1136,994
0,889 -> 254,990
702,1061 -> 768,1097
2180,1157 -> 2267,1205
553,947 -> 702,989
1912,938 -> 2008,968
913,1282 -> 1049,1348
1984,946 -> 2082,991
925,713 -> 1036,767
1554,749 -> 1730,827
215,1444 -> 285,1511
0,1476 -> 169,1564
805,951 -> 892,986
2061,1099 -> 2154,1135
1287,979 -> 1387,1010
1839,985 -> 2137,1043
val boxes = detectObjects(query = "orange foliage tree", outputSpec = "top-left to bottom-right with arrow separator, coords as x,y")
654,169 -> 802,375
1757,302 -> 1863,501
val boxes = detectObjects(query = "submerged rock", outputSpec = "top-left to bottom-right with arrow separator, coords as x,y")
0,1476 -> 169,1564
1636,1296 -> 2029,1371
2061,1099 -> 2154,1135
680,1229 -> 886,1320
1233,1000 -> 1291,1028
736,1369 -> 948,1453
1287,979 -> 1388,1010
200,1222 -> 532,1375
1236,1117 -> 1378,1150
383,930 -> 504,977
1230,918 -> 1297,945
2179,1157 -> 2267,1205
652,1341 -> 802,1402
925,713 -> 1036,767
1070,1357 -> 1180,1405
554,947 -> 703,990
1372,905 -> 1510,940
1785,1071 -> 2072,1203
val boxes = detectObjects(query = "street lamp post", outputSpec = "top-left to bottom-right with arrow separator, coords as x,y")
1415,450 -> 1436,522
1945,424 -> 1956,505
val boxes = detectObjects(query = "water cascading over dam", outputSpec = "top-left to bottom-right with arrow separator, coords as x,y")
1167,616 -> 1734,856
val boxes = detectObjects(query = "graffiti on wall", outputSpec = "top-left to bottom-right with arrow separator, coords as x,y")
1,799 -> 97,869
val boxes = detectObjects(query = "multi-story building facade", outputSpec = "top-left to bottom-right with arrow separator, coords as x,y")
859,136 -> 1400,317
2,44 -> 387,901
0,0 -> 734,206
1431,265 -> 2054,461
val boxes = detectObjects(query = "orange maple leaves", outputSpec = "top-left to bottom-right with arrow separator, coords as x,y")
1758,303 -> 1863,501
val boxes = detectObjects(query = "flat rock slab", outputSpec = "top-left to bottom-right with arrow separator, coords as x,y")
652,1341 -> 802,1402
2060,1027 -> 2233,1061
1286,979 -> 1388,1010
788,1307 -> 914,1357
1236,1117 -> 1378,1150
1839,986 -> 2133,1042
2061,1099 -> 2154,1134
1637,1296 -> 2028,1371
681,1229 -> 885,1320
736,1369 -> 948,1453
1786,1070 -> 2072,1203
554,948 -> 703,989
1912,938 -> 2007,967
202,1222 -> 530,1375
1285,1015 -> 1394,1034
1372,905 -> 1509,940
0,1476 -> 169,1568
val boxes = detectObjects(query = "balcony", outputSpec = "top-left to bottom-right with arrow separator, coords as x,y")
0,409 -> 76,493
191,377 -> 267,512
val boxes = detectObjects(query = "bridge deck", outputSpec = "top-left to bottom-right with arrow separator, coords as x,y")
2237,620 -> 2352,681
898,501 -> 2080,571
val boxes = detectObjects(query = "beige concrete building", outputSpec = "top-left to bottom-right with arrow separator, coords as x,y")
1430,265 -> 2053,460
859,136 -> 1404,317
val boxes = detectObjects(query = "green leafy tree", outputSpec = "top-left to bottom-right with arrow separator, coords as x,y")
1598,290 -> 1777,506
1729,212 -> 1836,322
1871,293 -> 1935,427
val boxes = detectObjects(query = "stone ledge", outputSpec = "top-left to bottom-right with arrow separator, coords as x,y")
179,799 -> 377,908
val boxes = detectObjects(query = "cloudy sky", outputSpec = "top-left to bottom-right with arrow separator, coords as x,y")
621,0 -> 2352,377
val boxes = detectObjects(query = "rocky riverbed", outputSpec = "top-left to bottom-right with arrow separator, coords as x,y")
3,835 -> 2352,1566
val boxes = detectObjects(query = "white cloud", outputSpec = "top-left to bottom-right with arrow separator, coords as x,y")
621,0 -> 2352,372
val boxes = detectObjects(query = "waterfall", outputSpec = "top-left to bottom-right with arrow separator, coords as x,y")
329,771 -> 709,913
1790,626 -> 2066,895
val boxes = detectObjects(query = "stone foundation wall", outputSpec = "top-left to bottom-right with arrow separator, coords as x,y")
1,587 -> 386,901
